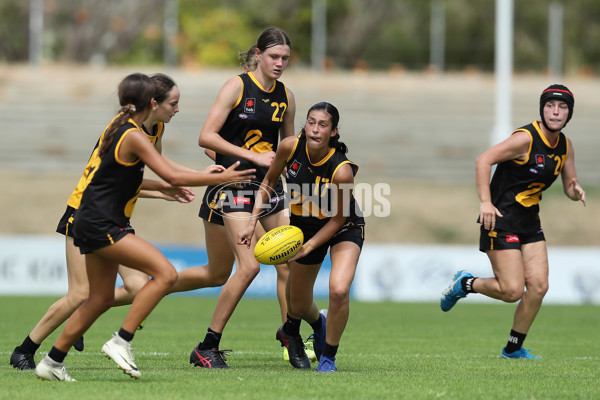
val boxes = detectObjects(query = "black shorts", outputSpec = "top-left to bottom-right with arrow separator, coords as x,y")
199,201 -> 224,225
295,224 -> 365,265
479,225 -> 545,252
56,205 -> 76,237
72,218 -> 135,254
198,185 -> 285,221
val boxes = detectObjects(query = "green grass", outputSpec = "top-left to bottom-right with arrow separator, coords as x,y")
1,296 -> 599,399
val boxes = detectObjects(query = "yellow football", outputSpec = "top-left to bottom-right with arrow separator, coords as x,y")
254,225 -> 304,265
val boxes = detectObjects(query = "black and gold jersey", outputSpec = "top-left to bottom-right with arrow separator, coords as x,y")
285,135 -> 364,233
215,72 -> 289,183
72,119 -> 147,231
66,119 -> 163,210
489,120 -> 568,232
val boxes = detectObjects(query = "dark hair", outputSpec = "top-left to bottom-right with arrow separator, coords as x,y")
98,73 -> 155,158
539,84 -> 574,129
256,27 -> 291,52
300,102 -> 348,154
151,73 -> 177,104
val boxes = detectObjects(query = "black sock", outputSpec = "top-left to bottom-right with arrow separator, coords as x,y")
118,328 -> 134,342
199,328 -> 221,350
322,342 -> 338,359
17,335 -> 40,355
461,277 -> 477,294
283,314 -> 301,336
309,314 -> 323,332
505,329 -> 527,353
48,346 -> 68,363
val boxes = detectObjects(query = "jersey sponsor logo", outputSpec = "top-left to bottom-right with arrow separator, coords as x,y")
535,154 -> 545,169
244,98 -> 256,114
262,98 -> 270,103
288,159 -> 302,177
238,113 -> 256,120
529,168 -> 540,174
234,196 -> 251,205
506,235 -> 520,243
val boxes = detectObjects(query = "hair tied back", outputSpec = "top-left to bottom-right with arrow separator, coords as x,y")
122,104 -> 136,114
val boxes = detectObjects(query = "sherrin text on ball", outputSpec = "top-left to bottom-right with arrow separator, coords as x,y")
254,225 -> 304,265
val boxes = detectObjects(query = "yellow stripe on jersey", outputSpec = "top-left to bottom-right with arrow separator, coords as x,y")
331,160 -> 358,181
534,120 -> 560,149
115,128 -> 144,166
248,71 -> 276,93
306,146 -> 335,166
511,129 -> 533,166
232,76 -> 244,109
286,136 -> 301,163
66,117 -> 153,210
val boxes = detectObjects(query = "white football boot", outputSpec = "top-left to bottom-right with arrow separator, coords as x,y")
101,332 -> 141,379
35,355 -> 76,382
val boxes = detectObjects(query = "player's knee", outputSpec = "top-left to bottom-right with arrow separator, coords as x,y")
211,273 -> 229,286
65,287 -> 90,306
328,284 -> 350,306
501,287 -> 524,303
89,293 -> 115,313
527,280 -> 549,299
162,268 -> 179,288
151,266 -> 178,289
235,261 -> 260,283
123,276 -> 150,296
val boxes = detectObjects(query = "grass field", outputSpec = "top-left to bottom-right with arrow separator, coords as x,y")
1,296 -> 598,399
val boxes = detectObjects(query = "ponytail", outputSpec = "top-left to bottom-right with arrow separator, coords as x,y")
98,105 -> 136,158
97,73 -> 154,159
329,132 -> 348,154
239,45 -> 258,72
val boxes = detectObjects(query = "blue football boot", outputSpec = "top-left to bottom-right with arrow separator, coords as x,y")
440,270 -> 473,312
311,312 -> 327,361
316,355 -> 337,372
501,347 -> 540,359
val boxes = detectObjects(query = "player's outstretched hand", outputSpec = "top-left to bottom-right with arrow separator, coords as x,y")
220,161 -> 256,183
160,186 -> 195,203
203,165 -> 226,174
